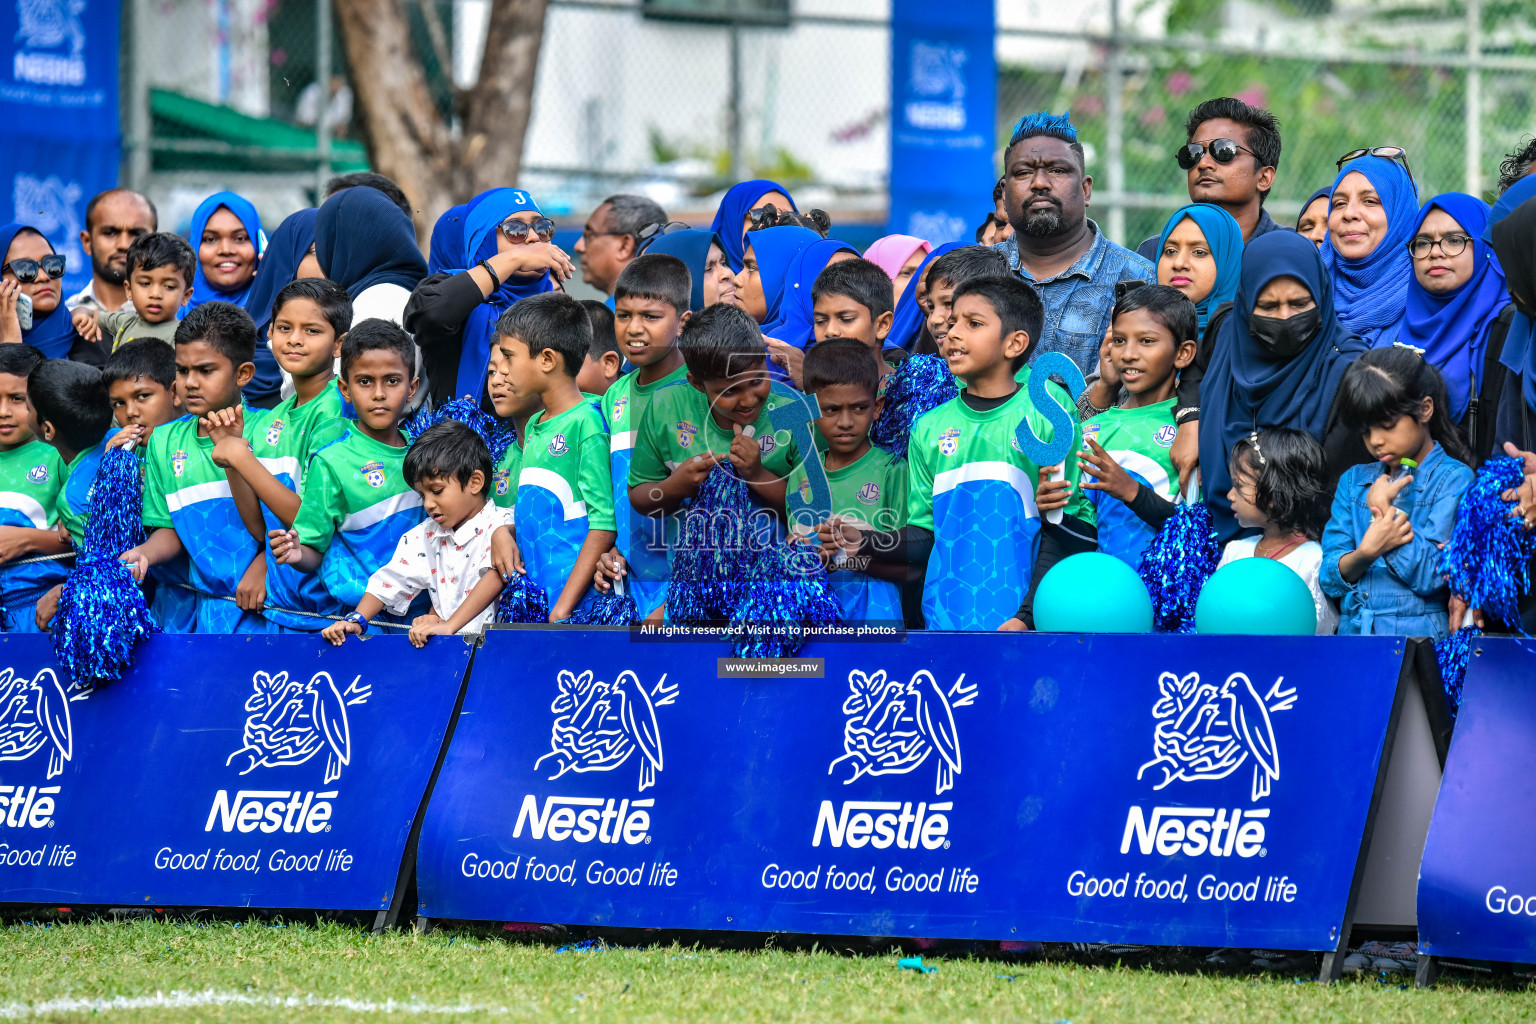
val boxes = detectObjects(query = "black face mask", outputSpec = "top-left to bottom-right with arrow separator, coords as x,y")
1249,307 -> 1322,359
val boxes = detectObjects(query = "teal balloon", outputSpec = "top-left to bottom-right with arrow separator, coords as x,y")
1195,557 -> 1317,635
1033,552 -> 1154,633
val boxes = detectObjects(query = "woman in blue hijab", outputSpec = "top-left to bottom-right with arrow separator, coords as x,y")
428,204 -> 467,276
0,224 -> 81,359
643,229 -> 715,312
1321,155 -> 1419,347
1401,193 -> 1511,460
735,226 -> 820,331
761,237 -> 858,348
884,242 -> 958,354
315,187 -> 427,306
402,187 -> 574,406
1154,204 -> 1243,334
1200,231 -> 1370,542
186,191 -> 264,312
1296,187 -> 1332,247
1489,176 -> 1536,454
239,208 -> 318,406
710,180 -> 797,273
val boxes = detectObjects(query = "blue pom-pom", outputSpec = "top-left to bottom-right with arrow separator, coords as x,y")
403,396 -> 516,463
496,571 -> 550,624
668,465 -> 761,625
567,589 -> 638,626
870,355 -> 959,458
1137,502 -> 1221,633
1438,456 -> 1536,627
1434,626 -> 1477,718
52,444 -> 158,689
727,542 -> 841,658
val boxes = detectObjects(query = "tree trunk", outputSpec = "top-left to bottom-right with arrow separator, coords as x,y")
335,0 -> 549,246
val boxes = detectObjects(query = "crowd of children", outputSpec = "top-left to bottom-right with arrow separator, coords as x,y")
5,100 -> 1536,644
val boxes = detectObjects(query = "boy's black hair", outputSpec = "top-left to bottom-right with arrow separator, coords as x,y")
580,299 -> 619,359
273,278 -> 354,339
104,337 -> 176,389
29,360 -> 111,452
174,301 -> 257,367
0,344 -> 44,380
812,258 -> 895,318
614,253 -> 691,314
339,318 -> 416,380
926,245 -> 1009,292
1332,346 -> 1473,465
679,303 -> 766,382
125,232 -> 195,285
325,172 -> 413,218
1112,283 -> 1198,346
496,292 -> 591,378
1227,428 -> 1329,540
950,276 -> 1045,371
403,420 -> 492,492
1497,136 -> 1536,196
1184,97 -> 1282,203
803,338 -> 881,397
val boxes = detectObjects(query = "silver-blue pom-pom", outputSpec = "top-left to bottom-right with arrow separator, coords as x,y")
1433,626 -> 1477,718
870,355 -> 958,460
403,396 -> 515,462
1137,502 -> 1221,633
727,541 -> 841,658
566,588 -> 638,625
496,571 -> 549,624
1438,456 -> 1536,627
667,465 -> 759,625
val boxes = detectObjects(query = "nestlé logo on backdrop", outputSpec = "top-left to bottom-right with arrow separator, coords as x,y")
814,670 -> 976,851
0,668 -> 76,829
205,671 -> 372,835
514,670 -> 679,846
1121,671 -> 1297,859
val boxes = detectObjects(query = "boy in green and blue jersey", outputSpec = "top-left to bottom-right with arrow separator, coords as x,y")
0,345 -> 70,632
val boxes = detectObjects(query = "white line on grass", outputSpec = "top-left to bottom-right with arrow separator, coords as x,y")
0,989 -> 518,1017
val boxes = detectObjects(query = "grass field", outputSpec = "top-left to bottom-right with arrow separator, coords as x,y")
2,918 -> 1534,1023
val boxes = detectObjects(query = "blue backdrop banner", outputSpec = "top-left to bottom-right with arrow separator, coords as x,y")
0,0 -> 122,295
1417,637 -> 1536,964
418,629 -> 1406,948
0,635 -> 470,910
887,0 -> 996,246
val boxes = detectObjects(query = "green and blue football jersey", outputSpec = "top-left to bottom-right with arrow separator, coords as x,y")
1082,398 -> 1179,568
516,399 -> 615,616
907,371 -> 1092,631
0,439 -> 66,632
602,364 -> 687,618
492,431 -> 523,510
57,436 -> 108,550
142,411 -> 271,633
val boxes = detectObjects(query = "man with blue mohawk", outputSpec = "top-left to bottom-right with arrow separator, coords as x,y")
990,110 -> 1153,378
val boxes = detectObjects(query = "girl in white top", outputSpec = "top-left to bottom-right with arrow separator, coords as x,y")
1219,429 -> 1340,634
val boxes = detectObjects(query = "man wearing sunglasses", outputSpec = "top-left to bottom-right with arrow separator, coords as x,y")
572,193 -> 667,303
1135,97 -> 1285,262
67,188 -> 157,317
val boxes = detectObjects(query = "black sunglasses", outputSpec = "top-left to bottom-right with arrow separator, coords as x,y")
1336,146 -> 1415,187
2,254 -> 65,283
635,221 -> 692,254
1175,138 -> 1258,171
499,217 -> 556,243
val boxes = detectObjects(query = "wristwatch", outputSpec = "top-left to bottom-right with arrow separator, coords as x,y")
343,611 -> 367,628
478,259 -> 501,289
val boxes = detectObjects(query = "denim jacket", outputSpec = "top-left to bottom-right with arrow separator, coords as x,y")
1320,443 -> 1472,638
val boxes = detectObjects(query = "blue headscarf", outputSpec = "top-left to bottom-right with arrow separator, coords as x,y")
885,242 -> 958,352
453,188 -> 556,400
643,229 -> 716,312
743,226 -> 821,335
1156,204 -> 1244,332
1320,156 -> 1419,346
186,191 -> 265,312
710,180 -> 797,273
239,207 -> 317,404
761,238 -> 858,349
1297,188 -> 1332,232
1401,193 -> 1509,422
315,187 -> 426,299
1200,231 -> 1369,541
429,204 -> 467,275
0,224 -> 75,358
1488,175 -> 1536,415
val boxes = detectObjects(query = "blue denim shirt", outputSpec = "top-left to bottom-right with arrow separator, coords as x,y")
1320,443 -> 1472,638
994,222 -> 1154,377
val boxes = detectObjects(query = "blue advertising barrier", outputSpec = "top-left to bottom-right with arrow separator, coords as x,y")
417,629 -> 1413,960
887,0 -> 996,245
1417,637 -> 1536,974
0,0 -> 121,296
0,634 -> 471,919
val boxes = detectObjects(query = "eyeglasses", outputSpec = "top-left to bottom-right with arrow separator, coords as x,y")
500,217 -> 556,243
1336,146 -> 1415,184
1175,138 -> 1259,170
1,254 -> 65,283
1408,233 -> 1472,259
635,221 -> 692,254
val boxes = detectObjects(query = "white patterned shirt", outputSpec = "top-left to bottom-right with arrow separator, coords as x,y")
366,499 -> 512,633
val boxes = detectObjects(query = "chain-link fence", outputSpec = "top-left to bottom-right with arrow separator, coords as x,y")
122,0 -> 1536,245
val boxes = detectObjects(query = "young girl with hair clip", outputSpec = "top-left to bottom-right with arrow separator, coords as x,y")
1220,428 -> 1339,634
1320,346 -> 1474,638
